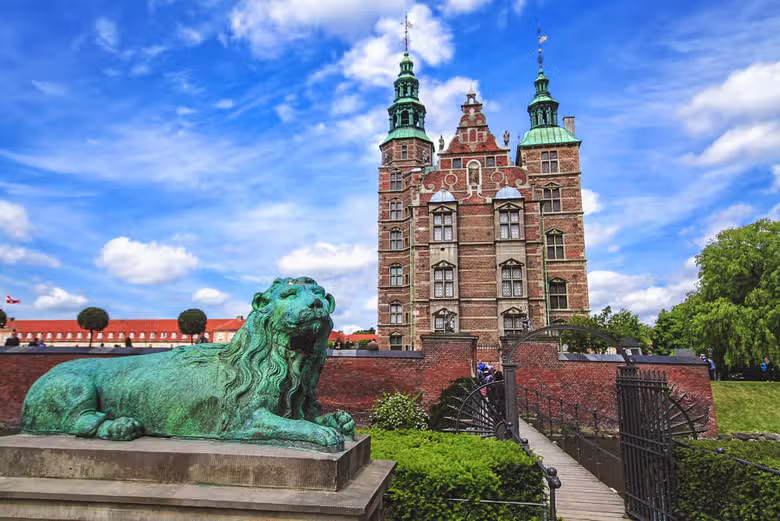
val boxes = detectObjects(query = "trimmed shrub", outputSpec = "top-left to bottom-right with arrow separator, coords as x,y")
428,376 -> 476,431
370,392 -> 429,430
675,440 -> 780,520
366,429 -> 545,520
358,338 -> 371,348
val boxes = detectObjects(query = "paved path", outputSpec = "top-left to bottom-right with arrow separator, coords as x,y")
517,417 -> 626,521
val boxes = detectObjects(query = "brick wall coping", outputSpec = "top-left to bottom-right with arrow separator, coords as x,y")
326,349 -> 424,359
0,346 -> 168,355
0,346 -> 426,360
559,353 -> 707,365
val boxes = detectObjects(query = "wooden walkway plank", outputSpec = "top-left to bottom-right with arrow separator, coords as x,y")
517,417 -> 626,521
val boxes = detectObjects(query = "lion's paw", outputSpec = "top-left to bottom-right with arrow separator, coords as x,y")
309,424 -> 344,448
316,410 -> 355,439
97,417 -> 145,441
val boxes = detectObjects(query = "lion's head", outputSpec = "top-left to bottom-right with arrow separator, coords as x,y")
216,277 -> 336,428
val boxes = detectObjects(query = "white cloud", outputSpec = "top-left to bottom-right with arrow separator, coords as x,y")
363,294 -> 378,312
696,203 -> 754,247
340,4 -> 454,87
420,76 -> 481,140
30,80 -> 66,96
340,324 -> 364,335
34,286 -> 88,311
177,26 -> 204,46
97,237 -> 198,284
690,121 -> 780,166
588,269 -> 696,323
772,165 -> 780,192
512,0 -> 527,15
95,18 -> 119,52
581,188 -> 602,216
230,0 -> 407,57
278,242 -> 375,276
215,98 -> 234,109
0,244 -> 60,268
680,62 -> 780,134
441,0 -> 492,14
192,288 -> 229,305
129,63 -> 151,77
274,103 -> 296,122
331,94 -> 364,116
0,200 -> 32,240
176,106 -> 196,116
584,221 -> 619,248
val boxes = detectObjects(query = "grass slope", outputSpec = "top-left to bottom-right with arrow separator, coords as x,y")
712,381 -> 780,433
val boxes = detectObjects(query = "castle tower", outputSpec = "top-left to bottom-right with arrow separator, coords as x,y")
376,44 -> 589,351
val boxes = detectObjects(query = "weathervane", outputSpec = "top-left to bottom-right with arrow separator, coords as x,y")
402,13 -> 413,52
537,26 -> 548,68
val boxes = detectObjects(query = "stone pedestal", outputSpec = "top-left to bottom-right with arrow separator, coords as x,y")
0,434 -> 395,520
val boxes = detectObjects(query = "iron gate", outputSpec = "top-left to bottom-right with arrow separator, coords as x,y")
617,365 -> 677,521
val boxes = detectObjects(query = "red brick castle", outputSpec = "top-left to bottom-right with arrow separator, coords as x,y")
377,50 -> 589,350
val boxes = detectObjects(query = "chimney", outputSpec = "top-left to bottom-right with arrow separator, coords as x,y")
563,116 -> 575,136
236,315 -> 244,321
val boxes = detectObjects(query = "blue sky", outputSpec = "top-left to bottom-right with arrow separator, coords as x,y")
1,0 -> 779,331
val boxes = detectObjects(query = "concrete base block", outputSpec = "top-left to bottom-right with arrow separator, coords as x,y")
0,435 -> 394,521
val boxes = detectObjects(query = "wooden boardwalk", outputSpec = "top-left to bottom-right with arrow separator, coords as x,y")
517,417 -> 626,521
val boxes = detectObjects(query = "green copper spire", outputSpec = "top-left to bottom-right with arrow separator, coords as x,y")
383,51 -> 431,144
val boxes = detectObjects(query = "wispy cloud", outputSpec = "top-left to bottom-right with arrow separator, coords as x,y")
95,18 -> 119,53
30,80 -> 66,96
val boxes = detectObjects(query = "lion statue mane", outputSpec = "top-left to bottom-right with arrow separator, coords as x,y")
21,277 -> 354,451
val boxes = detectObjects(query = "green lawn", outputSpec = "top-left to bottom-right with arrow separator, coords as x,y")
712,381 -> 780,433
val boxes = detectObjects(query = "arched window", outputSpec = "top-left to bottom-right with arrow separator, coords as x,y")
389,333 -> 403,351
390,170 -> 402,191
390,265 -> 403,286
390,302 -> 403,324
66,332 -> 72,339
56,333 -> 63,339
390,229 -> 403,250
432,210 -> 453,241
546,230 -> 565,259
401,143 -> 408,159
150,332 -> 156,339
389,199 -> 402,220
433,263 -> 455,298
500,261 -> 524,297
172,332 -> 177,339
108,332 -> 114,339
549,278 -> 568,309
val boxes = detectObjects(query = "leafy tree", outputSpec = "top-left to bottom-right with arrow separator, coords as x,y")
561,306 -> 652,354
0,309 -> 6,329
663,219 -> 780,376
76,307 -> 110,348
352,327 -> 376,334
178,308 -> 207,344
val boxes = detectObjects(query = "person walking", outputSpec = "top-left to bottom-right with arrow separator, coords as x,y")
124,336 -> 132,348
4,332 -> 20,347
27,337 -> 40,347
760,357 -> 774,382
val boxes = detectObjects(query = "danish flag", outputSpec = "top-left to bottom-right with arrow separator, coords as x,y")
5,296 -> 20,304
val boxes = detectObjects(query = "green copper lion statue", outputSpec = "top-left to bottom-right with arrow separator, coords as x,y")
21,277 -> 354,451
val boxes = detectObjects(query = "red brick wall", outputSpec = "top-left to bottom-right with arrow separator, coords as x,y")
0,335 -> 476,429
508,341 -> 718,436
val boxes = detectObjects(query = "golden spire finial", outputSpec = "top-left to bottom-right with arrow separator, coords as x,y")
402,13 -> 414,52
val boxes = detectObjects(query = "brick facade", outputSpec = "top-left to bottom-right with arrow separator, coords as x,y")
377,70 -> 589,351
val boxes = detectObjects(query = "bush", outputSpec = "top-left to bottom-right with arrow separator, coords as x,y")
358,338 -> 370,348
428,377 -> 476,431
370,393 -> 429,431
365,429 -> 545,520
675,440 -> 780,520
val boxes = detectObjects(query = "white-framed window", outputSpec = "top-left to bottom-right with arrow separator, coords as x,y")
499,208 -> 521,239
77,332 -> 83,339
390,334 -> 403,351
390,199 -> 403,220
541,151 -> 559,173
390,170 -> 402,191
433,264 -> 455,298
129,332 -> 135,339
452,158 -> 462,168
390,265 -> 403,286
161,332 -> 167,339
108,332 -> 114,339
390,229 -> 403,250
390,302 -> 403,324
150,332 -> 156,339
56,333 -> 63,339
401,143 -> 408,159
172,332 -> 177,339
139,332 -> 145,339
46,333 -> 52,339
26,333 -> 33,339
546,231 -> 565,260
542,186 -> 561,213
66,332 -> 72,339
486,156 -> 495,167
97,332 -> 104,339
432,211 -> 453,241
501,262 -> 524,297
549,279 -> 568,309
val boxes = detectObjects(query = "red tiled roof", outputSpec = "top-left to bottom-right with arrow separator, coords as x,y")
7,318 -> 244,337
327,331 -> 377,343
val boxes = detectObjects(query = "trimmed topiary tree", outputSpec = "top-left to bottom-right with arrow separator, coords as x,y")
178,308 -> 207,344
76,307 -> 109,348
0,308 -> 7,329
370,392 -> 429,431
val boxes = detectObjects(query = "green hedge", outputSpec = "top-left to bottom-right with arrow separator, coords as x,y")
675,440 -> 780,520
365,429 -> 545,521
